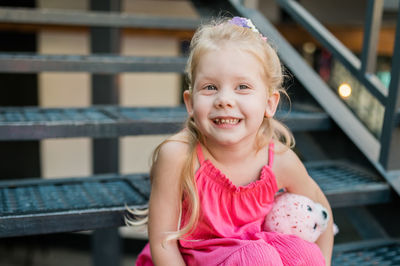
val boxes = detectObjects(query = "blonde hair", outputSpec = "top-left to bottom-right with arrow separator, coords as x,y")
127,17 -> 294,244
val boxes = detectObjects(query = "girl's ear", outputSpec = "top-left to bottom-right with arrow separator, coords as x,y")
183,90 -> 194,117
265,91 -> 280,118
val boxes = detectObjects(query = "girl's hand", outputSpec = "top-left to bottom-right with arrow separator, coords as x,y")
273,143 -> 334,265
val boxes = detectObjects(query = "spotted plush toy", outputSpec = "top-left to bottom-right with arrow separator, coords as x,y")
264,193 -> 334,242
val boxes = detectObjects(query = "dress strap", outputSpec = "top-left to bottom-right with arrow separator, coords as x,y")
196,143 -> 205,165
268,141 -> 275,167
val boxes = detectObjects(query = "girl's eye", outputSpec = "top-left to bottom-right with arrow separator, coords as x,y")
205,85 -> 217,90
238,84 -> 249,90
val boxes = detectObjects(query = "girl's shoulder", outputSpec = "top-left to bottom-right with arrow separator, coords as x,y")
154,130 -> 192,168
272,141 -> 308,188
272,140 -> 296,165
150,131 -> 191,188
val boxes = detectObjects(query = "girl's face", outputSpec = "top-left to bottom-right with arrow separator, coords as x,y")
184,43 -> 279,148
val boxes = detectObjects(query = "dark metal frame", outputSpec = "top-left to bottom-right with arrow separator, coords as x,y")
380,8 -> 400,171
265,0 -> 400,192
0,53 -> 187,73
227,1 -> 382,170
90,1 -> 122,265
0,7 -> 200,30
275,0 -> 388,105
361,0 -> 384,75
0,105 -> 330,140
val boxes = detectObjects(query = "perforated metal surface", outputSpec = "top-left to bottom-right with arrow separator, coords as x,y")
0,106 -> 186,124
306,161 -> 385,192
0,161 -> 390,216
333,241 -> 400,266
0,175 -> 149,217
305,161 -> 391,207
0,105 -> 330,140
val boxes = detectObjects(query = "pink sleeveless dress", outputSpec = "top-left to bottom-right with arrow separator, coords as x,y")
136,142 -> 325,266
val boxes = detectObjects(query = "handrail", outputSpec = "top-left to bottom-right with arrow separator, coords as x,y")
361,0 -> 383,74
276,0 -> 388,105
379,8 -> 400,170
274,0 -> 400,173
227,1 -> 381,161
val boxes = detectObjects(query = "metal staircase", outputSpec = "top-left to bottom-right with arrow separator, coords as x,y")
0,0 -> 399,265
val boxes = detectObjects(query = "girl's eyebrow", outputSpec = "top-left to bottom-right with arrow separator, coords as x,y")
195,76 -> 217,86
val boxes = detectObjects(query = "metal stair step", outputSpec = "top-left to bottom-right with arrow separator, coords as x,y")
0,104 -> 331,140
333,239 -> 400,265
0,53 -> 187,73
0,173 -> 149,238
0,160 -> 390,237
0,7 -> 200,30
305,161 -> 392,208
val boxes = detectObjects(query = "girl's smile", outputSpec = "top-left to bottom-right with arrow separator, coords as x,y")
211,116 -> 242,128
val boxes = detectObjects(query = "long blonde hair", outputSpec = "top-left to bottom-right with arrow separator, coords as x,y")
127,17 -> 294,244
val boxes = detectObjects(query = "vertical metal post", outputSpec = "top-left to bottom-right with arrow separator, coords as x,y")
90,1 -> 121,266
379,3 -> 400,171
92,227 -> 122,266
361,0 -> 384,74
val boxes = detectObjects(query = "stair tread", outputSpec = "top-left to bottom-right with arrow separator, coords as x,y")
306,161 -> 391,207
0,173 -> 149,238
0,174 -> 149,216
0,53 -> 187,73
0,160 -> 390,237
0,104 -> 331,140
332,239 -> 400,265
0,7 -> 200,30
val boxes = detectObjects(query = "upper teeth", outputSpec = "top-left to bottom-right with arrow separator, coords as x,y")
214,118 -> 239,124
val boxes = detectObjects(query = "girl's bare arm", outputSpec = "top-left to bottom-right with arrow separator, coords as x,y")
274,145 -> 334,265
148,140 -> 189,266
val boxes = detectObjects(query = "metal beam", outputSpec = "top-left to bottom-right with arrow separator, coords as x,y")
0,7 -> 200,30
0,53 -> 187,73
379,4 -> 400,171
396,109 -> 400,127
276,0 -> 387,106
0,105 -> 330,140
90,1 -> 122,265
361,0 -> 384,74
227,1 -> 381,164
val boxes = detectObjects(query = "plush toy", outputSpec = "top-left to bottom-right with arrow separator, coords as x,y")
264,193 -> 334,242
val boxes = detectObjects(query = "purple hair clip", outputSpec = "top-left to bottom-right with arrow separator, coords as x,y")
229,16 -> 267,41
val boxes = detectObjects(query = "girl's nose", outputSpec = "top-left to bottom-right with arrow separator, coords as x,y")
214,90 -> 234,109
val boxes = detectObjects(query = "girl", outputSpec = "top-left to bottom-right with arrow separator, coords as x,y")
133,17 -> 333,265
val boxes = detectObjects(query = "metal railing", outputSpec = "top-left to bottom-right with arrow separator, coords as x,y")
272,0 -> 400,183
224,0 -> 400,194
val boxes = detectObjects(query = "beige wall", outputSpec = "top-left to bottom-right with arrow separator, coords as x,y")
122,0 -> 198,18
38,0 -> 197,178
38,0 -> 91,178
119,34 -> 181,174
